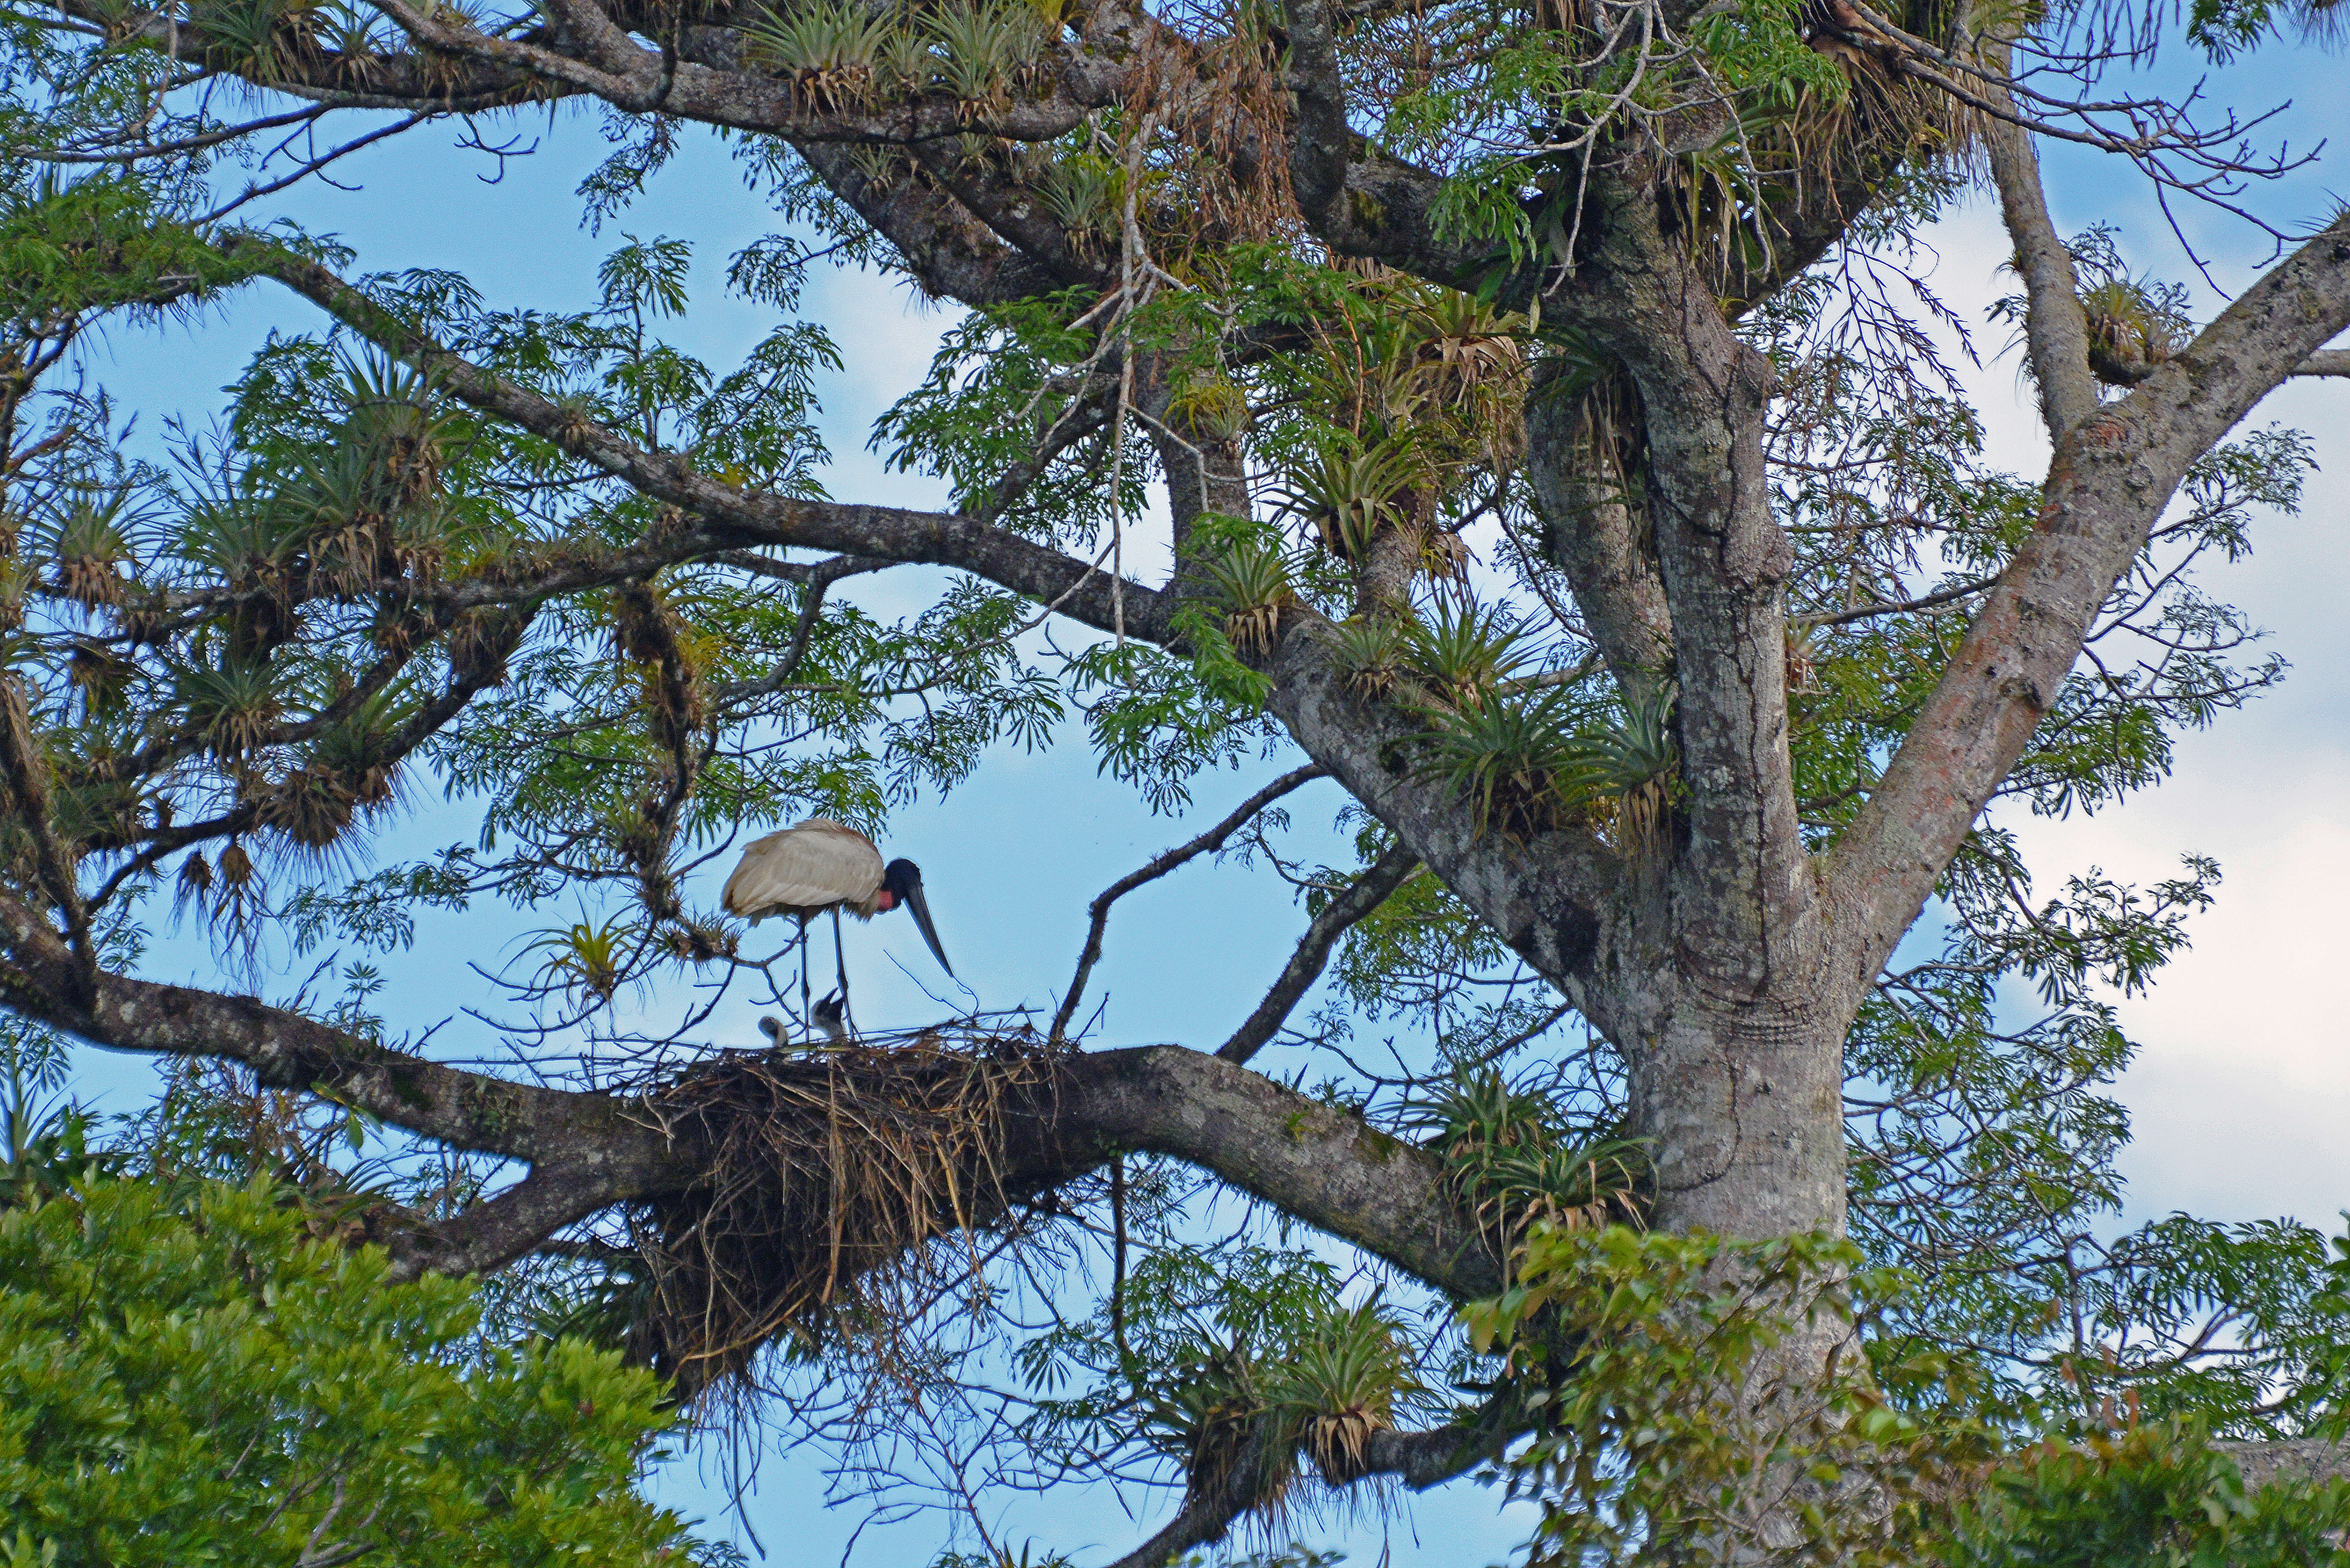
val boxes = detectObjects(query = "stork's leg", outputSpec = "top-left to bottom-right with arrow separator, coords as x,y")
798,915 -> 812,1045
832,907 -> 852,1040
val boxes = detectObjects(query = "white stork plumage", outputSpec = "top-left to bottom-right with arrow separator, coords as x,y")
723,818 -> 951,1041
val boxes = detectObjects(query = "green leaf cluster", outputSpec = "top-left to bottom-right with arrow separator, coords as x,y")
0,1175 -> 701,1567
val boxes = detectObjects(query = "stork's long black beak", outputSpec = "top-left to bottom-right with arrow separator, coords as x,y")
901,875 -> 952,976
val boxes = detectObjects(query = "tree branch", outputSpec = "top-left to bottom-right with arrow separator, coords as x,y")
1052,764 -> 1330,1041
792,143 -> 1079,309
1982,96 -> 2101,442
713,553 -> 899,705
1547,177 -> 1811,987
0,890 -> 676,1176
1790,576 -> 1994,629
387,1160 -> 649,1280
1265,626 -> 1626,1016
1831,212 -> 2350,983
1217,842 -> 1421,1064
1524,362 -> 1675,694
1278,0 -> 1513,284
239,245 -> 1173,645
1095,1398 -> 1514,1568
2218,1436 -> 2350,1491
4,874 -> 1501,1300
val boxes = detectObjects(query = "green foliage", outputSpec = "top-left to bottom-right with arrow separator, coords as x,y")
1204,531 -> 1299,655
932,1547 -> 1080,1568
1471,1222 -> 1980,1566
1271,432 -> 1427,559
2,1020 -> 120,1207
1018,1230 -> 1447,1509
1471,1219 -> 2350,1566
0,1175 -> 700,1566
1407,648 -> 1677,845
1949,1421 -> 2350,1567
744,0 -> 894,105
1413,684 -> 1599,839
0,0 -> 2336,1553
0,173 -> 262,323
1314,614 -> 1409,698
1400,599 -> 1538,712
520,910 -> 643,1002
924,0 -> 1050,106
1414,1067 -> 1646,1260
2186,0 -> 2349,58
876,287 -> 1151,539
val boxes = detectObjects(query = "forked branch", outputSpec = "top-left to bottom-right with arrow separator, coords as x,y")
235,244 -> 1173,644
1052,764 -> 1331,1041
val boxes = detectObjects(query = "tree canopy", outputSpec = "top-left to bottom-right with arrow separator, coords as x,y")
0,1130 -> 710,1566
2,0 -> 2348,1552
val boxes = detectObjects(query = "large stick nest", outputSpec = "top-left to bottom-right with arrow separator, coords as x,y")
623,1027 -> 1067,1406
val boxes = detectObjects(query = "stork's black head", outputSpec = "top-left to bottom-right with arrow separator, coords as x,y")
882,858 -> 952,976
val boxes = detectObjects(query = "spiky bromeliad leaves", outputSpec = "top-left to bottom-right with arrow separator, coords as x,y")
4,0 -> 2349,1555
1315,613 -> 1411,698
1142,1297 -> 1425,1512
45,492 -> 135,609
170,651 -> 285,760
306,682 -> 421,812
1414,675 -> 1679,846
1035,154 -> 1122,256
521,912 -> 641,1002
1413,686 -> 1601,840
745,0 -> 896,109
1271,430 -> 1433,561
1399,599 -> 1539,712
1270,1301 -> 1423,1487
926,0 -> 1050,108
1415,1067 -> 1649,1268
1207,534 -> 1299,655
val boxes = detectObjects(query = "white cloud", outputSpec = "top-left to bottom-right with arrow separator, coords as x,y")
1917,200 -> 2350,1229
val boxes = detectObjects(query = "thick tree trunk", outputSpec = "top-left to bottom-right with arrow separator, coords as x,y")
1630,986 -> 1850,1245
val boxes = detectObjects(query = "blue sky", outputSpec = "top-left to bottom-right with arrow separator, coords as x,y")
51,39 -> 2350,1565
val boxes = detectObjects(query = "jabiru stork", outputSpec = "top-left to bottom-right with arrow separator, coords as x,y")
722,818 -> 951,1040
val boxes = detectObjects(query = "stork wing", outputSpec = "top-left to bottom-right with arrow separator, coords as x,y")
722,820 -> 883,920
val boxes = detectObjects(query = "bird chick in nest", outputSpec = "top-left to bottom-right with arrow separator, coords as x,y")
755,998 -> 850,1048
812,989 -> 850,1044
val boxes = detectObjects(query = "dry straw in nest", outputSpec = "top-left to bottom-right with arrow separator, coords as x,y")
623,1027 -> 1066,1406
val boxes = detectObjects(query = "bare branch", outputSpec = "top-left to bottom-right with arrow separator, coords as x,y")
388,1161 -> 650,1281
1524,365 -> 1674,692
1982,105 -> 2101,441
0,888 -> 676,1174
2220,1437 -> 2350,1491
1791,576 -> 1995,630
1051,764 -> 1330,1040
713,554 -> 900,705
1217,842 -> 1421,1065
